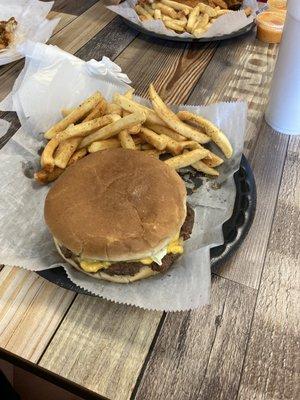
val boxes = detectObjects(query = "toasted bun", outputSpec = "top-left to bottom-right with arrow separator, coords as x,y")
45,148 -> 186,261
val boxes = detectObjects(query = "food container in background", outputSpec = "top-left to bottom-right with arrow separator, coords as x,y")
265,0 -> 300,135
256,11 -> 286,43
267,0 -> 287,14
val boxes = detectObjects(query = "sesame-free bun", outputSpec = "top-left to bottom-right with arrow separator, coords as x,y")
45,148 -> 187,262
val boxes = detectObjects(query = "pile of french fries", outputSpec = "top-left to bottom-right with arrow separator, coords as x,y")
134,0 -> 252,37
34,84 -> 233,184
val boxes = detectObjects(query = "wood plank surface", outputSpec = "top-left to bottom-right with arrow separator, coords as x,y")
48,0 -> 100,15
49,11 -> 77,35
76,17 -> 138,61
116,38 -> 218,102
237,135 -> 300,400
185,33 -> 284,288
213,122 -> 289,288
47,1 -> 115,54
135,276 -> 256,400
39,296 -> 162,400
0,267 -> 74,362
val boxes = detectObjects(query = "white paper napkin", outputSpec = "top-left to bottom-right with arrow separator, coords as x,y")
0,0 -> 59,66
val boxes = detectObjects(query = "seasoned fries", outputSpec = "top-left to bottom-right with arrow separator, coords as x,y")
113,93 -> 165,126
149,84 -> 210,144
193,159 -> 220,176
88,138 -> 121,153
165,149 -> 209,170
57,114 -> 121,142
36,84 -> 233,184
118,130 -> 137,150
133,1 -> 251,37
140,127 -> 169,151
54,137 -> 81,169
44,92 -> 103,139
177,110 -> 233,158
79,112 -> 147,149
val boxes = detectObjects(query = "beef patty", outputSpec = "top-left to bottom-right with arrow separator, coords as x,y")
60,204 -> 195,276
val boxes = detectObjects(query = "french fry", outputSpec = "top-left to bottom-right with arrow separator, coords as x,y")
54,137 -> 81,169
145,122 -> 186,142
186,4 -> 200,33
141,143 -> 154,150
88,138 -> 121,153
192,160 -> 219,176
83,97 -> 107,121
216,9 -> 230,16
244,7 -> 252,17
163,16 -> 187,27
154,9 -> 162,19
113,93 -> 166,126
142,149 -> 162,158
180,137 -> 225,166
193,13 -> 209,32
164,19 -> 185,32
44,92 -> 103,139
160,134 -> 183,155
119,130 -> 137,150
79,111 -> 147,149
34,167 -> 64,184
133,136 -> 146,145
139,15 -> 148,21
57,114 -> 121,142
61,108 -> 74,117
135,5 -> 153,20
165,148 -> 209,170
193,27 -> 206,37
152,3 -> 178,19
41,137 -> 60,171
177,110 -> 233,158
203,153 -> 224,168
68,148 -> 87,165
161,0 -> 192,15
198,3 -> 217,17
140,126 -> 169,151
144,4 -> 155,16
106,102 -> 122,116
148,84 -> 210,144
212,0 -> 228,9
123,89 -> 141,134
177,12 -> 188,23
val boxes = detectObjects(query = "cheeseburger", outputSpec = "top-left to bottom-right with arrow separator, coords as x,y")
44,148 -> 194,283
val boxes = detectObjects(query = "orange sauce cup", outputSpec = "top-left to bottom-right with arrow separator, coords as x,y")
267,0 -> 287,14
256,11 -> 286,44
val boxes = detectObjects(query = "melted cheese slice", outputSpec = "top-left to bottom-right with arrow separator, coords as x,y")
79,234 -> 184,273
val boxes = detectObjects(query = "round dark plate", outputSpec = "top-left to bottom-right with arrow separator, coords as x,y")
37,155 -> 256,295
121,18 -> 255,43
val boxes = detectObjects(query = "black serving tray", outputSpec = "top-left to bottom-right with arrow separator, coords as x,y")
37,154 -> 256,294
121,18 -> 255,43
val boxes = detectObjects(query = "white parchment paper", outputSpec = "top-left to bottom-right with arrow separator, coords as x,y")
107,0 -> 258,39
0,0 -> 59,66
0,43 -> 247,311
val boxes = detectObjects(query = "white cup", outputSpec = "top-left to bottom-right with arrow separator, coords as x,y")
265,0 -> 300,135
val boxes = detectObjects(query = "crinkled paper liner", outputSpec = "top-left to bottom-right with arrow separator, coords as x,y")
0,0 -> 59,66
107,0 -> 258,39
0,44 -> 247,311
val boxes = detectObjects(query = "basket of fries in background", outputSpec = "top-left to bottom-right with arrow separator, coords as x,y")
107,0 -> 256,41
35,84 -> 233,185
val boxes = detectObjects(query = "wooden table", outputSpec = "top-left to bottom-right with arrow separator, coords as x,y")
0,1 -> 298,399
